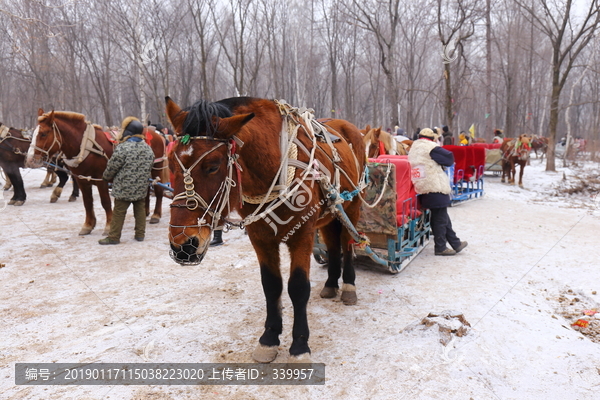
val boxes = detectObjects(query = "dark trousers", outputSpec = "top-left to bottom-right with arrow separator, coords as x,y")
108,198 -> 146,240
430,207 -> 461,252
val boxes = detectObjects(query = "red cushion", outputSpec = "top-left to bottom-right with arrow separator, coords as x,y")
443,145 -> 467,183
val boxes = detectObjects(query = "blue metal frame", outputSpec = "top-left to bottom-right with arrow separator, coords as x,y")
312,194 -> 431,274
446,164 -> 485,205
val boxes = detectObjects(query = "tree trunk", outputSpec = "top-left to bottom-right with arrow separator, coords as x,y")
444,62 -> 454,133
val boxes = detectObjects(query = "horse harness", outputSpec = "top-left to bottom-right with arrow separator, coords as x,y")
503,138 -> 531,161
170,100 -> 368,245
0,124 -> 30,155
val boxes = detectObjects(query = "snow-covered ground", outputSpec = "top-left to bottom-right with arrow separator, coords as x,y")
1,158 -> 599,400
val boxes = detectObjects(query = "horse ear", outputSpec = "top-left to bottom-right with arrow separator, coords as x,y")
374,127 -> 381,139
165,96 -> 186,134
215,113 -> 255,139
48,110 -> 55,123
37,108 -> 44,117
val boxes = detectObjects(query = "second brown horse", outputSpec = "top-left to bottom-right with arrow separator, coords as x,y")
28,110 -> 167,235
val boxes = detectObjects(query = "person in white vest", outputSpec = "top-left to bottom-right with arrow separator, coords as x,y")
408,128 -> 468,256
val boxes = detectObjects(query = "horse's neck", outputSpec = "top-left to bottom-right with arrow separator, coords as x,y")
56,119 -> 86,157
236,129 -> 295,199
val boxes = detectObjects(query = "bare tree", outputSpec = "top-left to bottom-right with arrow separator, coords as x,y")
436,0 -> 479,134
518,0 -> 600,171
349,0 -> 401,128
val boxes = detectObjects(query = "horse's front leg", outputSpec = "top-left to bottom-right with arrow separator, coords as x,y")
3,172 -> 12,190
77,179 -> 96,235
69,176 -> 79,202
518,162 -> 525,187
6,168 -> 25,205
285,224 -> 314,360
150,180 -> 163,224
510,160 -> 516,184
248,231 -> 283,363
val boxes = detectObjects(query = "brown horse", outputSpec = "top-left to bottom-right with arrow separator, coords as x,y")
27,110 -> 167,235
165,97 -> 366,362
501,134 -> 531,187
530,135 -> 548,159
362,126 -> 411,158
0,123 -> 30,205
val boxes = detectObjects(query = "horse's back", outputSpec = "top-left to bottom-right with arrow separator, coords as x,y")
321,119 -> 366,162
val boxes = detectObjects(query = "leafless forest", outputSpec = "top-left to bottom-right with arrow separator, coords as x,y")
1,0 -> 599,169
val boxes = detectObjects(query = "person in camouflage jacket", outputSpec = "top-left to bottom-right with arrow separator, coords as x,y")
99,117 -> 154,245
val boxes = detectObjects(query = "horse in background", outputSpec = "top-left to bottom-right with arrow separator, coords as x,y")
530,135 -> 548,159
501,134 -> 531,187
28,110 -> 114,234
0,123 -> 30,205
362,125 -> 412,158
166,97 -> 366,362
1,124 -> 79,205
28,109 -> 168,235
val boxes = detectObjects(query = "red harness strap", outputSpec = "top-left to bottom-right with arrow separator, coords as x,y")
378,140 -> 386,156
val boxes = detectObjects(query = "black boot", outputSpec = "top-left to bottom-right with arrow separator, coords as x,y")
210,230 -> 224,247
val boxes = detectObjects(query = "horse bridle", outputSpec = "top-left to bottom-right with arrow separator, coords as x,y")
31,122 -> 63,162
169,136 -> 242,231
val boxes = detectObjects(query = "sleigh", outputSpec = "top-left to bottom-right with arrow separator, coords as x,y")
313,155 -> 431,274
442,145 -> 486,205
472,143 -> 503,174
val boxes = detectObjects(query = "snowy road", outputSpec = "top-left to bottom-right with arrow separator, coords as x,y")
1,161 -> 599,399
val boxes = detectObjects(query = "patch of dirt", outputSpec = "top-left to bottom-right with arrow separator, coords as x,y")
555,288 -> 600,343
406,310 -> 471,346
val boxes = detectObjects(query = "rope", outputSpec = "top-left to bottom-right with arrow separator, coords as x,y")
242,142 -> 298,204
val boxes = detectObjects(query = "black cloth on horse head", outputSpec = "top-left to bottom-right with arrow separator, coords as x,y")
182,100 -> 233,138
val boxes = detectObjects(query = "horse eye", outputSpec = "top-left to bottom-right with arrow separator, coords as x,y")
207,165 -> 219,174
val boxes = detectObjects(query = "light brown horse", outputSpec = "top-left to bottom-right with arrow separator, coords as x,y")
362,125 -> 411,158
28,110 -> 167,235
166,97 -> 366,362
501,134 -> 531,187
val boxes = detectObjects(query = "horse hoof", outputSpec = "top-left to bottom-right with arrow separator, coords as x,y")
7,199 -> 16,205
68,196 -> 77,202
288,352 -> 311,363
102,228 -> 110,236
149,216 -> 160,224
13,200 -> 25,206
319,286 -> 338,299
50,187 -> 63,203
341,283 -> 357,305
79,227 -> 93,236
252,344 -> 278,363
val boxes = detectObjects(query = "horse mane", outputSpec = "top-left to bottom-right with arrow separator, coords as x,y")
182,100 -> 233,138
38,111 -> 86,124
378,130 -> 394,150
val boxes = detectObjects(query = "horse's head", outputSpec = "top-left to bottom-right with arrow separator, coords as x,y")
27,108 -> 60,168
165,96 -> 254,265
363,126 -> 383,158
